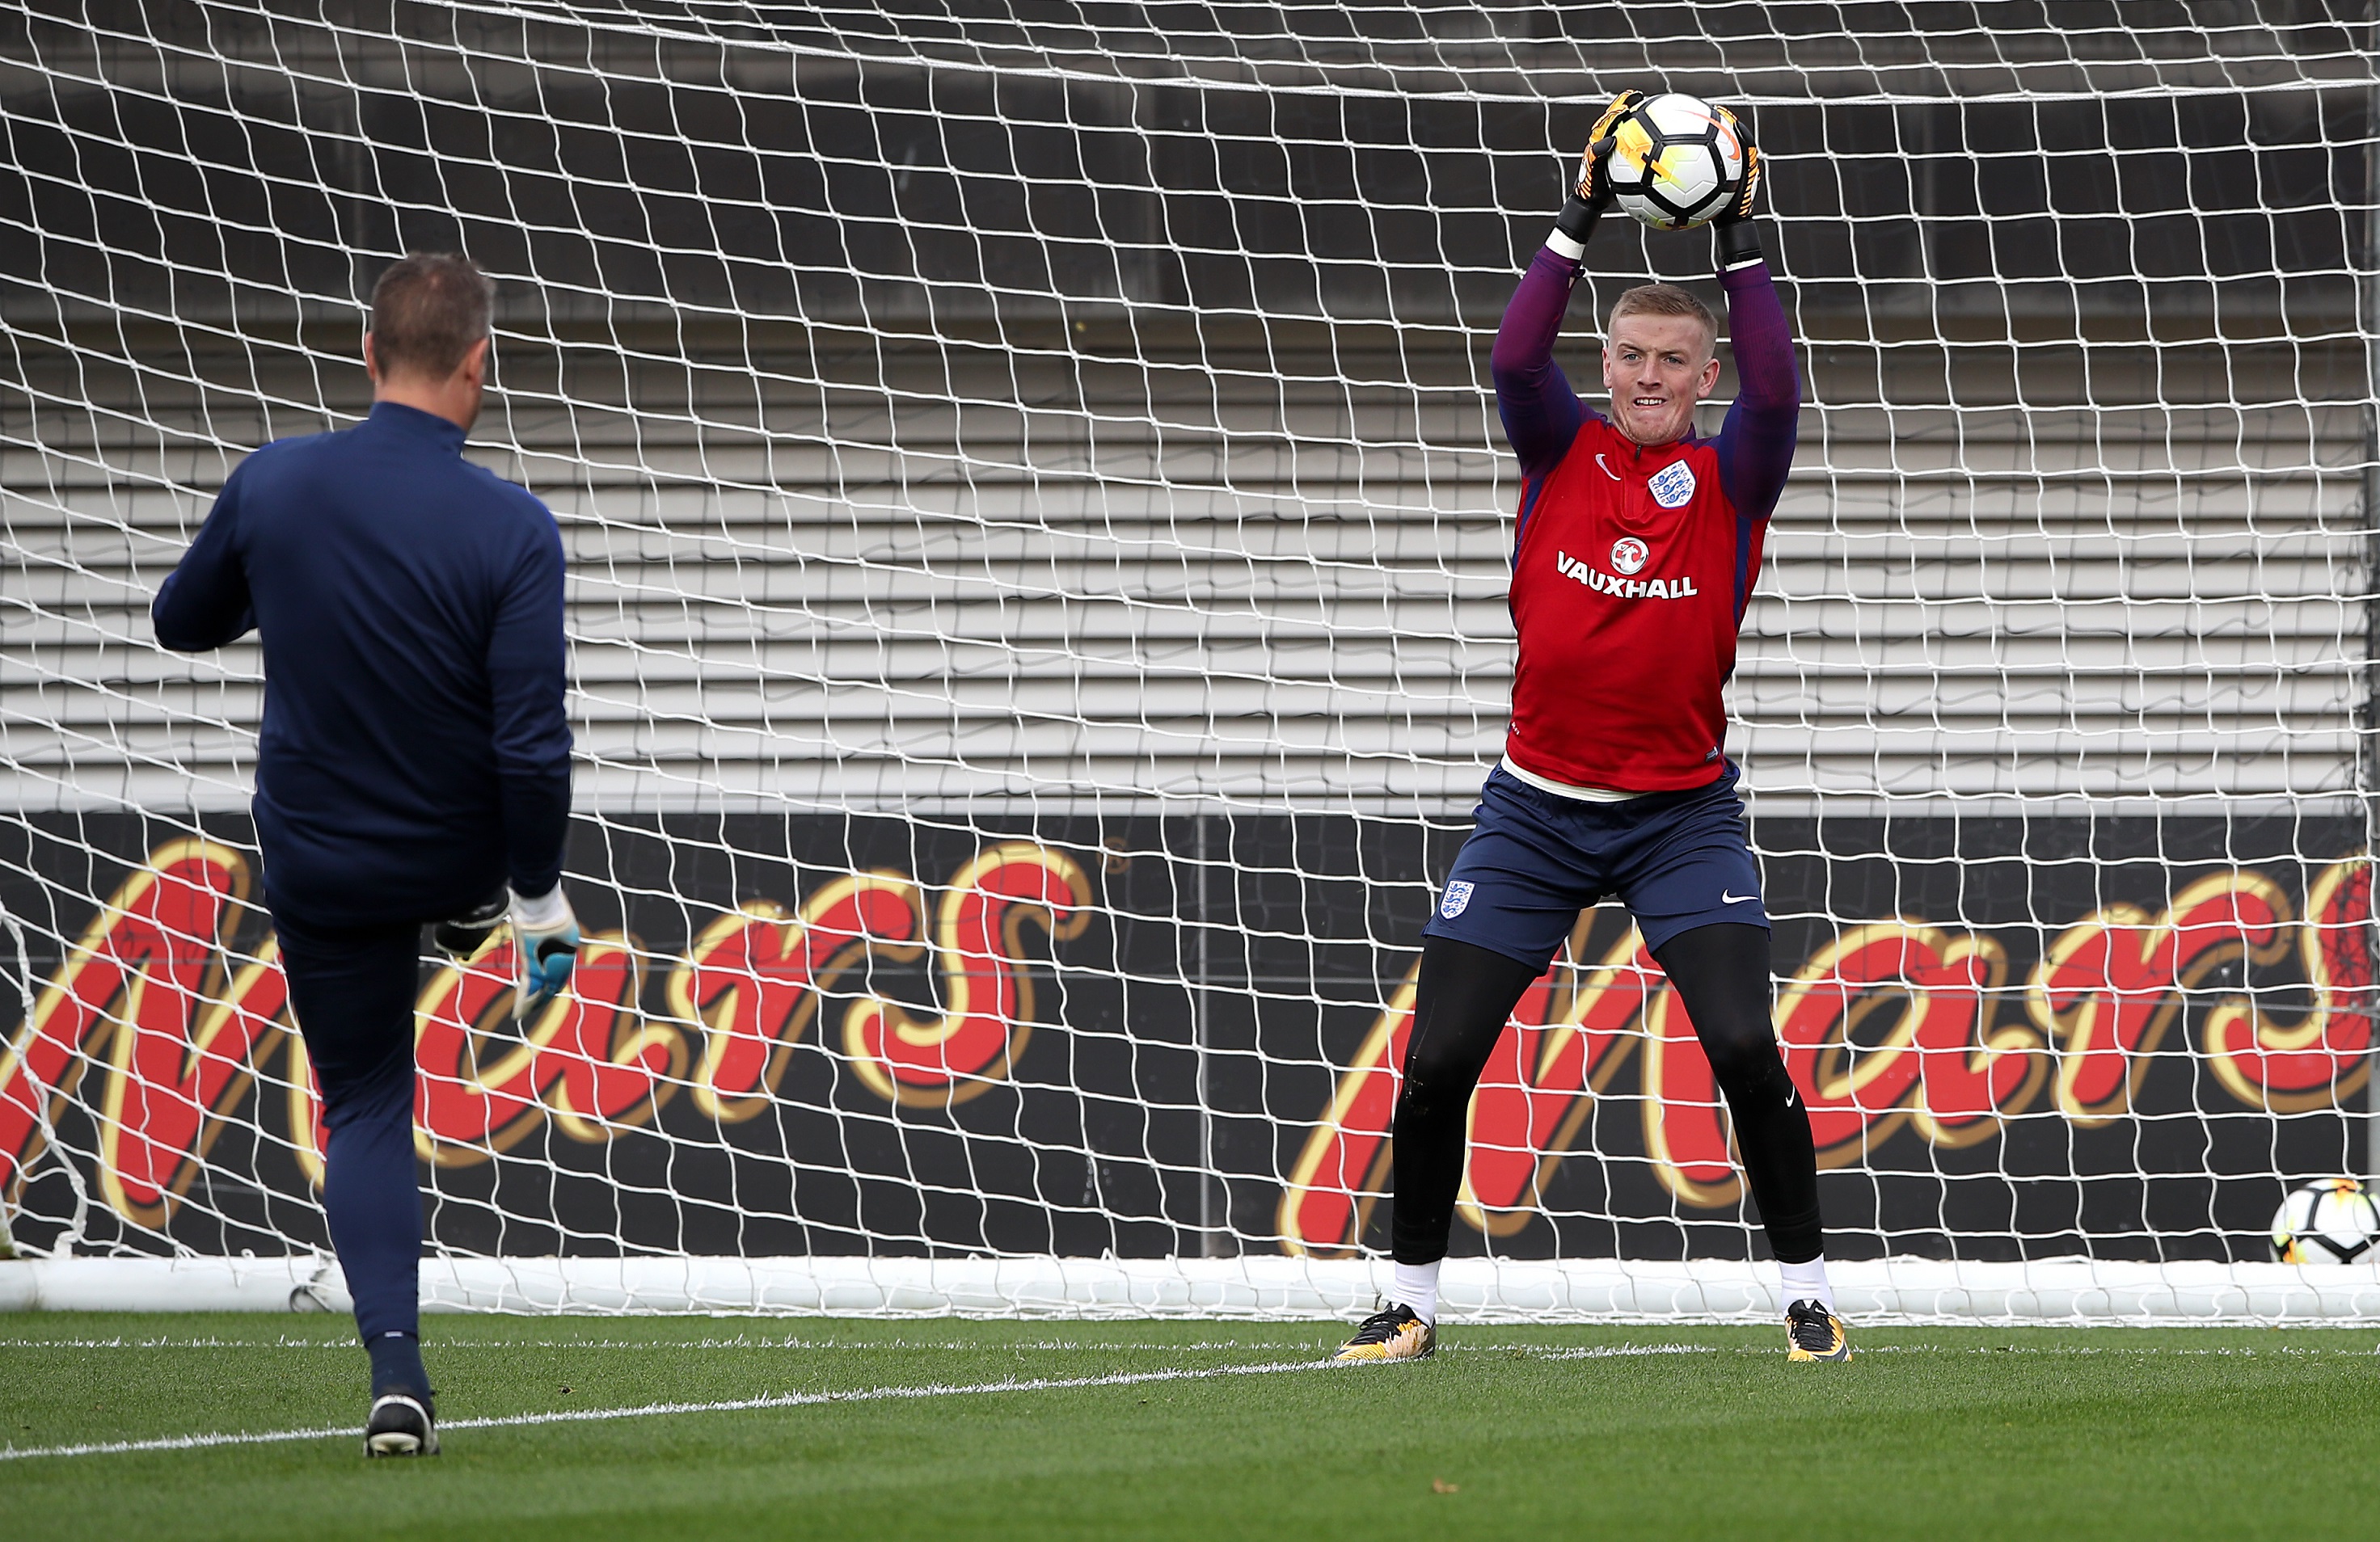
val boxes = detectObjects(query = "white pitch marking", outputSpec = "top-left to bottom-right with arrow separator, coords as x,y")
0,1336 -> 1706,1355
0,1337 -> 1330,1353
0,1343 -> 1711,1462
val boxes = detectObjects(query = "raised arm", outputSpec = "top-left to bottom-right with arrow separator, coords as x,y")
1491,251 -> 1585,482
1712,259 -> 1799,524
1709,133 -> 1800,525
1494,91 -> 1644,483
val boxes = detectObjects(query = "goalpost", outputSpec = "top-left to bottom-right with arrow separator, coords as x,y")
3,2 -> 2379,1321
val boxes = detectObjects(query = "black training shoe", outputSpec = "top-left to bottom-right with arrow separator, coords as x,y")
364,1393 -> 440,1456
1331,1303 -> 1436,1363
1783,1298 -> 1852,1363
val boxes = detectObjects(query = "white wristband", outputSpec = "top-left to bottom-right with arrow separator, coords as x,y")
1545,228 -> 1586,263
511,884 -> 572,930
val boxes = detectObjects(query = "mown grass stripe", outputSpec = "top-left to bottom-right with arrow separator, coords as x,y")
0,1342 -> 1711,1463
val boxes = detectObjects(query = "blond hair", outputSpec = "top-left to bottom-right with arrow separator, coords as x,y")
1607,283 -> 1719,356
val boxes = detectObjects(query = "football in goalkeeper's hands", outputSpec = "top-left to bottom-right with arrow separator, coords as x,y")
2269,1177 -> 2380,1263
1605,92 -> 1748,231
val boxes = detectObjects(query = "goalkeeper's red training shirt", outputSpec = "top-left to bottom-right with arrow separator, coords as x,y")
1490,246 -> 1800,794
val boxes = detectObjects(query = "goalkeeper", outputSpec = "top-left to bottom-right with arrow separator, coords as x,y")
1335,97 -> 1848,1364
151,254 -> 581,1455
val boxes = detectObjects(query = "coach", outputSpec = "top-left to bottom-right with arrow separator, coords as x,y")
152,253 -> 580,1456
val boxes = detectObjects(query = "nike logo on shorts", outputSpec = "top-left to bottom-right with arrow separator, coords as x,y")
1721,891 -> 1758,904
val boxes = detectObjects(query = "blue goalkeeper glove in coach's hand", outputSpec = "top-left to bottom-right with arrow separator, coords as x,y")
510,883 -> 580,1021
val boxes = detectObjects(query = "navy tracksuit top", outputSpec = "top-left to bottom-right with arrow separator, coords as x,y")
152,401 -> 572,927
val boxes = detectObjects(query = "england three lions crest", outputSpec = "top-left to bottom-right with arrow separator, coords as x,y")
1648,459 -> 1696,508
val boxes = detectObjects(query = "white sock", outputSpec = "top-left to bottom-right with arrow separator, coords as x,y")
1777,1256 -> 1835,1314
1391,1260 -> 1441,1325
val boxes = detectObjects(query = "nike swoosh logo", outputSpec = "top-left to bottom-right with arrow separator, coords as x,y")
1720,891 -> 1758,904
1784,1086 -> 1798,1108
1595,453 -> 1623,481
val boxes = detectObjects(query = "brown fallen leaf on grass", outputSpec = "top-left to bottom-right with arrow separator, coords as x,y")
1432,1479 -> 1459,1494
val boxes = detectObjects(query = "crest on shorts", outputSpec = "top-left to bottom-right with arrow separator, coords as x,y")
1438,880 -> 1475,919
1610,536 -> 1649,575
1648,459 -> 1696,508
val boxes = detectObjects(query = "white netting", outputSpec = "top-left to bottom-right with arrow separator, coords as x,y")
3,1 -> 2379,1319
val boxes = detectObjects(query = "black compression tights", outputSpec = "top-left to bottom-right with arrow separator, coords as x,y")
1390,926 -> 1824,1266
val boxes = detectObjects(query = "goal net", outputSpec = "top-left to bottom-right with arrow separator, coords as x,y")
3,2 -> 2379,1321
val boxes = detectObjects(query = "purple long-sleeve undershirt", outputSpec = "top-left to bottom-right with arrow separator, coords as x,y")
1489,246 -> 1589,482
1712,260 -> 1800,521
1490,244 -> 1801,520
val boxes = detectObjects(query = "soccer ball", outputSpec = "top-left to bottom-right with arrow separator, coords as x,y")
1605,93 -> 1748,231
2269,1177 -> 2380,1264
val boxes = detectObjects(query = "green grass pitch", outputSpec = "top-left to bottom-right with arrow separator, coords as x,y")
4,1312 -> 2377,1540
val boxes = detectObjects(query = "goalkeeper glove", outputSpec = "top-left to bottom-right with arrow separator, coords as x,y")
1553,88 -> 1645,254
432,888 -> 509,963
1712,110 -> 1766,270
509,883 -> 580,1021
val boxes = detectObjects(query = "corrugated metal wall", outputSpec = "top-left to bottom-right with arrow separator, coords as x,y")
3,337 -> 2362,817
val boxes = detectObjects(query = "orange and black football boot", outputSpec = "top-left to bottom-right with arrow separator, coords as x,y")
1784,1299 -> 1852,1363
1331,1303 -> 1436,1363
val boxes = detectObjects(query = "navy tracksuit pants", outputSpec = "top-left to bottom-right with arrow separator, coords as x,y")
273,909 -> 424,1344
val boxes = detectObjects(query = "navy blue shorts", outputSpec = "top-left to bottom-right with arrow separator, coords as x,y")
1422,764 -> 1768,971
